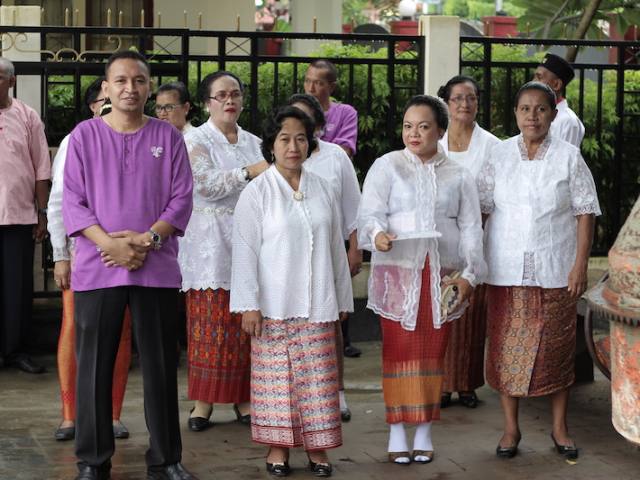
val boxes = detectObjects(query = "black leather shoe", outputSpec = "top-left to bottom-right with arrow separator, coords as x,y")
459,391 -> 479,409
54,424 -> 75,441
266,462 -> 291,477
75,461 -> 111,480
147,462 -> 198,479
112,421 -> 129,439
343,345 -> 361,358
440,392 -> 452,408
551,433 -> 578,460
496,434 -> 521,459
187,407 -> 211,432
340,407 -> 351,422
233,404 -> 251,425
308,460 -> 332,477
9,355 -> 45,374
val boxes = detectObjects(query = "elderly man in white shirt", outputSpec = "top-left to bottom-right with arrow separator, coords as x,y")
478,81 -> 600,461
534,53 -> 585,147
231,106 -> 352,478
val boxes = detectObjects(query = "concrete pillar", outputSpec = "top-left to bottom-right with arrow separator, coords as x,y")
419,15 -> 460,96
290,0 -> 343,55
0,6 -> 42,115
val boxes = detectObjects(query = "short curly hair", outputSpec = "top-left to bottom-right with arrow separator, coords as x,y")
261,106 -> 317,163
403,95 -> 449,131
286,93 -> 326,130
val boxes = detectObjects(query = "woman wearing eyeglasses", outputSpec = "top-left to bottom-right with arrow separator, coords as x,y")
155,81 -> 194,135
436,76 -> 499,409
178,71 -> 269,431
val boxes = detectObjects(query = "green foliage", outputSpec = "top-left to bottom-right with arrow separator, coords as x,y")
443,0 -> 526,19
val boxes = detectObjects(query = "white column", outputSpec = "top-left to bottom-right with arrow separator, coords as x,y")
419,15 -> 460,96
290,0 -> 343,55
0,6 -> 42,115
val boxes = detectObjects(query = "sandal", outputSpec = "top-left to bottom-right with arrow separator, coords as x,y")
411,450 -> 434,464
458,391 -> 479,409
388,451 -> 411,465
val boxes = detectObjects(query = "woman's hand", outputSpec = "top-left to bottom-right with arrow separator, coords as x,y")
54,260 -> 71,290
567,261 -> 588,300
374,231 -> 396,252
242,310 -> 263,337
443,277 -> 474,304
339,312 -> 349,322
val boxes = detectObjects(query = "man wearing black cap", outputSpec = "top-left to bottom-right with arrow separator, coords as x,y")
534,53 -> 585,148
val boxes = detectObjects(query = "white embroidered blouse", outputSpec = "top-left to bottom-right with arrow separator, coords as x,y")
550,99 -> 585,148
303,139 -> 361,239
229,166 -> 354,323
477,134 -> 601,288
357,149 -> 486,331
47,134 -> 72,262
178,119 -> 263,291
440,123 -> 500,179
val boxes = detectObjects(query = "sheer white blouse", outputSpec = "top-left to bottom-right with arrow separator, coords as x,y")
47,134 -> 72,262
477,134 -> 601,288
230,166 -> 353,323
440,123 -> 500,179
303,139 -> 361,239
550,99 -> 585,148
357,149 -> 486,331
178,120 -> 263,291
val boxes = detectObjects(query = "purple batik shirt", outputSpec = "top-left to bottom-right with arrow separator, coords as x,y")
63,117 -> 193,291
321,102 -> 358,154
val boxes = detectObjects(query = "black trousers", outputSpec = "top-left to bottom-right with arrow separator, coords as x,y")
0,225 -> 34,359
74,287 -> 182,468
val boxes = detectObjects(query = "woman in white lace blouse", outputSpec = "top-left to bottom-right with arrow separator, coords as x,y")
358,95 -> 485,465
178,71 -> 269,431
478,82 -> 600,460
230,107 -> 353,477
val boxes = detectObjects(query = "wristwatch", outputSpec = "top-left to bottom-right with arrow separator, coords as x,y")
148,229 -> 162,250
241,167 -> 251,181
38,207 -> 48,217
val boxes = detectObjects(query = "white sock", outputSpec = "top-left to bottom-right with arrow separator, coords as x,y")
339,390 -> 348,411
388,423 -> 410,463
413,422 -> 434,452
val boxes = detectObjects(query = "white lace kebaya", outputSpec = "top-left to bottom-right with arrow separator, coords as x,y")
439,123 -> 500,179
303,139 -> 361,239
477,134 -> 601,288
357,149 -> 486,331
47,134 -> 72,262
178,119 -> 263,291
229,166 -> 353,323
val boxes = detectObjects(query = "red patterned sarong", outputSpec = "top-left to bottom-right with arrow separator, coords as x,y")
485,285 -> 576,397
186,288 -> 250,404
381,259 -> 451,424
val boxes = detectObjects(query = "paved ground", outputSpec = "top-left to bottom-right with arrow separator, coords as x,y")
1,339 -> 639,480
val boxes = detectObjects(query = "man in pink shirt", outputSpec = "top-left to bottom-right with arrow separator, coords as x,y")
0,57 -> 50,374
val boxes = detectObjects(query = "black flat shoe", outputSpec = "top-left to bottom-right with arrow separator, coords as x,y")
113,422 -> 130,439
459,392 -> 479,409
75,461 -> 111,480
147,462 -> 198,479
440,392 -> 452,408
496,434 -> 521,459
343,345 -> 361,358
340,407 -> 351,422
187,407 -> 212,432
551,433 -> 578,460
308,460 -> 332,477
266,462 -> 291,477
54,424 -> 75,441
233,404 -> 251,425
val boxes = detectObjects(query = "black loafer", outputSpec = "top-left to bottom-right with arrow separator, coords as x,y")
147,462 -> 198,479
459,392 -> 479,409
187,407 -> 211,432
233,404 -> 251,425
440,392 -> 452,408
343,345 -> 361,358
266,462 -> 291,477
113,422 -> 130,439
9,355 -> 45,374
54,425 -> 75,441
496,434 -> 521,459
340,408 -> 351,422
75,460 -> 111,480
551,433 -> 578,460
308,460 -> 332,477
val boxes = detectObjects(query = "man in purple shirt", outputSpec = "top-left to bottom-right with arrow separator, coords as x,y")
304,59 -> 358,158
63,51 -> 196,480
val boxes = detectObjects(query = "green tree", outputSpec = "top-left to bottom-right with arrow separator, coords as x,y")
443,0 -> 526,19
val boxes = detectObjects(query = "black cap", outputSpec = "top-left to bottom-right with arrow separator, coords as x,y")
539,53 -> 575,86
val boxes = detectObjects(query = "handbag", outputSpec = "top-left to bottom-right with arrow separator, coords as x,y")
440,271 -> 462,320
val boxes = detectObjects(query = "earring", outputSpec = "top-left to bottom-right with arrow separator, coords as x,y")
271,152 -> 275,162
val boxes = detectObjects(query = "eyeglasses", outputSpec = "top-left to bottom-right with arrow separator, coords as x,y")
155,103 -> 183,113
449,95 -> 478,105
208,90 -> 243,102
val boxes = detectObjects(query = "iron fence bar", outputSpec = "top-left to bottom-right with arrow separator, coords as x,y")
273,62 -> 280,111
367,64 -> 373,115
613,46 -> 626,245
180,31 -> 189,84
218,33 -> 226,71
505,67 -> 512,133
482,41 -> 492,131
578,68 -> 585,121
249,35 -> 259,132
386,38 -> 396,147
292,62 -> 299,94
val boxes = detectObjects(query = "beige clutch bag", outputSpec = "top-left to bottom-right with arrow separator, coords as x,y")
441,271 -> 462,319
